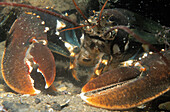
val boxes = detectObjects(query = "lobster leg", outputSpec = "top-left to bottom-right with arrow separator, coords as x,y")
1,12 -> 56,95
81,50 -> 170,109
90,54 -> 112,80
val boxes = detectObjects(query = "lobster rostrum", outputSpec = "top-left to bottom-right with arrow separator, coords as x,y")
0,0 -> 170,110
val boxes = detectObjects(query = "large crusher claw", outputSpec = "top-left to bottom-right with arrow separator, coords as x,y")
81,51 -> 170,109
1,12 -> 56,95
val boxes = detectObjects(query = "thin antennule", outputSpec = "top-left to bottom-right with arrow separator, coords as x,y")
72,0 -> 91,25
98,0 -> 109,25
0,2 -> 78,26
60,25 -> 89,32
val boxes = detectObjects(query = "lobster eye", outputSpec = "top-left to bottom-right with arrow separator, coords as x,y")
108,15 -> 115,22
89,10 -> 95,16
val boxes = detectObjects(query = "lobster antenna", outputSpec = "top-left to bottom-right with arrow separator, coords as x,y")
60,25 -> 89,32
98,0 -> 109,25
104,25 -> 169,65
0,2 -> 78,26
72,0 -> 91,25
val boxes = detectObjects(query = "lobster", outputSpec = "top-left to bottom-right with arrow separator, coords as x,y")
0,0 -> 170,110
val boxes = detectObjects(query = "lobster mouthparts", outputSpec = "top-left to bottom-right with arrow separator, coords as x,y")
81,51 -> 170,109
1,12 -> 56,95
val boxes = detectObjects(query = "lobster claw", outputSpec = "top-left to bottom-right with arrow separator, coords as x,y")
81,51 -> 170,109
1,12 -> 56,95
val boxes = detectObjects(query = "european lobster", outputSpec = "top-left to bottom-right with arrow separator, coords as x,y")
0,0 -> 169,110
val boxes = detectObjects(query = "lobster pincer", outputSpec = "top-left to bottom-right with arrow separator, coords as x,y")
80,50 -> 170,110
1,12 -> 56,95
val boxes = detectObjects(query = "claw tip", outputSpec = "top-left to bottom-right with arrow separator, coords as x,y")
80,92 -> 88,102
34,89 -> 41,94
45,84 -> 49,89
